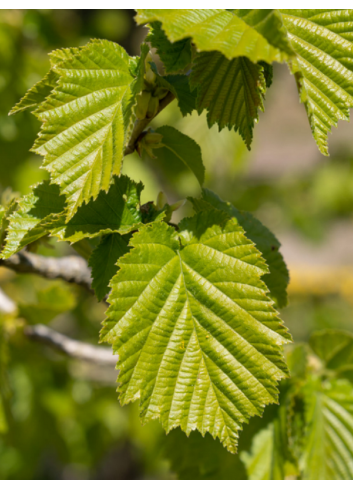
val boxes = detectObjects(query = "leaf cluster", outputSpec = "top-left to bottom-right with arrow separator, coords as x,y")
2,8 -> 353,477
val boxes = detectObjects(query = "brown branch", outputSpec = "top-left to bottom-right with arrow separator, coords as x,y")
25,324 -> 117,366
124,92 -> 176,156
0,250 -> 92,292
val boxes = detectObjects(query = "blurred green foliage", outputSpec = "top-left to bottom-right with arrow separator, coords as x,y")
1,9 -> 353,480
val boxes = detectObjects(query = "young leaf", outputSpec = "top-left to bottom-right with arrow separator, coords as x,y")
190,52 -> 267,148
31,40 -> 143,219
153,126 -> 205,186
146,22 -> 192,74
302,378 -> 353,480
190,189 -> 289,308
0,181 -> 66,259
280,9 -> 353,156
102,212 -> 290,453
136,10 -> 293,64
89,233 -> 130,302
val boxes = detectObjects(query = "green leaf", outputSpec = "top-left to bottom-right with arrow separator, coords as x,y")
146,22 -> 192,73
9,47 -> 81,115
189,189 -> 289,308
280,10 -> 353,156
0,181 -> 66,259
48,175 -> 144,243
190,51 -> 267,148
9,70 -> 59,116
0,194 -> 20,249
154,126 -> 205,186
136,10 -> 293,64
310,329 -> 353,371
232,10 -> 293,59
164,75 -> 196,116
0,175 -> 144,257
102,212 -> 290,453
285,343 -> 308,379
240,388 -> 298,480
241,423 -> 282,479
301,378 -> 353,480
89,233 -> 130,301
32,40 -> 142,219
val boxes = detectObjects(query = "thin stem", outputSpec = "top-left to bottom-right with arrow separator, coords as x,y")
124,92 -> 176,156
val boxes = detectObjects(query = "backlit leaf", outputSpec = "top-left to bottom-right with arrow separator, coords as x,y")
0,181 -> 66,259
301,378 -> 353,480
190,189 -> 289,308
136,10 -> 293,64
102,212 -> 290,453
280,9 -> 353,155
190,51 -> 266,148
31,40 -> 143,219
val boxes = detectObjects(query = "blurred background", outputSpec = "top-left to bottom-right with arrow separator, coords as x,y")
0,9 -> 353,479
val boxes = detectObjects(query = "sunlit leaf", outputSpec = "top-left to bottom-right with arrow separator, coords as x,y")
280,9 -> 353,155
190,189 -> 289,308
136,10 -> 293,64
102,212 -> 290,453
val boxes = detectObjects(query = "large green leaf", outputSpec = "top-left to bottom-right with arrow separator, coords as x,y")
301,378 -> 353,480
0,181 -> 66,259
31,40 -> 143,219
89,233 -> 130,301
102,211 -> 290,453
280,10 -> 353,156
190,189 -> 289,308
190,51 -> 266,148
136,10 -> 293,64
154,126 -> 205,186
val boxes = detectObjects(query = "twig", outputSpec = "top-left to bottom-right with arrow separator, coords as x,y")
0,250 -> 92,292
124,92 -> 176,156
25,324 -> 117,366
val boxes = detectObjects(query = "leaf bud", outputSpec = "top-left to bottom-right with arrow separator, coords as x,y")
134,90 -> 151,120
146,95 -> 159,118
